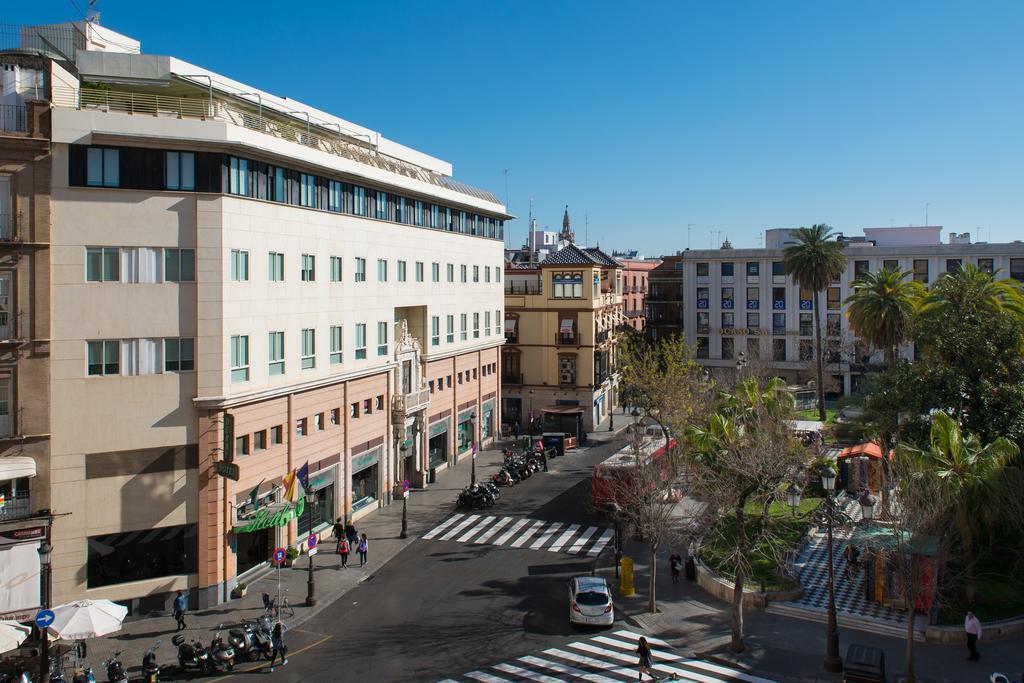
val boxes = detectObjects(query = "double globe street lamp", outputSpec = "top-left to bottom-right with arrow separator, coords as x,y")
789,465 -> 877,674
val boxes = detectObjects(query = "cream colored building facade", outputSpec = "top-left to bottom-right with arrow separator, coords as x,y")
1,22 -> 507,612
502,243 -> 623,435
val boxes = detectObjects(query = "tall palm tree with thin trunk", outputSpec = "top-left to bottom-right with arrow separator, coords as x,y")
783,225 -> 847,420
844,267 -> 925,367
918,263 -> 1024,330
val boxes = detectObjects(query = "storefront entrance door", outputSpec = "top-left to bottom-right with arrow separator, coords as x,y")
236,526 -> 273,576
428,433 -> 447,469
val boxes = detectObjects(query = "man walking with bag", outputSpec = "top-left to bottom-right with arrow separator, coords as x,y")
172,590 -> 187,632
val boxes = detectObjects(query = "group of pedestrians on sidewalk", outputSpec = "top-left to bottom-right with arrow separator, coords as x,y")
332,518 -> 369,567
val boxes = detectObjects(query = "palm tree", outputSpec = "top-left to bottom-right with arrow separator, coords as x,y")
918,263 -> 1024,326
844,267 -> 925,367
898,411 -> 1019,602
783,225 -> 847,420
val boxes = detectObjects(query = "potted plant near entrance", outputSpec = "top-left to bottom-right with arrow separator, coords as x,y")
231,582 -> 248,599
284,546 -> 299,567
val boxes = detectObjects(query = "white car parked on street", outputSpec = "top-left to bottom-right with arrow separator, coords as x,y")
568,576 -> 614,627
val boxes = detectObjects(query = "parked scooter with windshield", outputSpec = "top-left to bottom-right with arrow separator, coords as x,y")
171,634 -> 209,674
140,641 -> 160,683
228,619 -> 273,661
102,651 -> 127,683
206,626 -> 236,673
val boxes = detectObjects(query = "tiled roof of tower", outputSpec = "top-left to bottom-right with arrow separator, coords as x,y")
540,244 -> 601,266
584,247 -> 622,267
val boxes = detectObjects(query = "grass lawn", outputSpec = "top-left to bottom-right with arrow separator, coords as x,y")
796,408 -> 838,423
700,497 -> 822,592
938,552 -> 1024,623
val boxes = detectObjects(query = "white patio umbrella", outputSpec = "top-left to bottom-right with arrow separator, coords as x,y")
47,600 -> 128,640
0,620 -> 31,654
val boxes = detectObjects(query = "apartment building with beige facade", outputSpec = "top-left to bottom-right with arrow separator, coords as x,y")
0,21 -> 507,614
502,242 -> 623,435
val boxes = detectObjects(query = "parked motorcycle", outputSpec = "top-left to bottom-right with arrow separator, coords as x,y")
456,484 -> 495,509
206,627 -> 236,673
491,467 -> 516,486
171,634 -> 209,674
140,641 -> 160,683
102,651 -> 127,683
229,620 -> 273,661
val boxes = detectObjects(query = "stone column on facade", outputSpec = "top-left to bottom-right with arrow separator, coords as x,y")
195,409 -> 224,608
285,395 -> 294,546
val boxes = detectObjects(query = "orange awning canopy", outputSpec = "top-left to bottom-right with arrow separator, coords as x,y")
837,441 -> 892,460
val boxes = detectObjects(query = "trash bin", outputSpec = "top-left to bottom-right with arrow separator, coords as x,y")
685,557 -> 696,581
427,468 -> 437,484
843,643 -> 885,683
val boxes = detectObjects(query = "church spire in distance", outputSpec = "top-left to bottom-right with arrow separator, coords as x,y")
560,205 -> 575,244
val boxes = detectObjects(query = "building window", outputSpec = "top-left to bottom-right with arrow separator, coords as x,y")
473,313 -> 480,338
746,337 -> 760,359
1011,259 -> 1024,283
721,287 -> 734,309
300,174 -> 317,208
483,311 -> 491,336
331,408 -> 340,425
772,261 -> 784,276
86,247 -> 120,282
377,321 -> 388,356
269,331 -> 285,375
827,313 -> 841,337
353,185 -> 367,216
799,312 -> 813,336
254,430 -> 267,451
398,260 -> 407,282
473,265 -> 480,283
86,147 -> 119,187
460,265 -> 468,283
314,413 -> 325,431
377,259 -> 388,282
159,248 -> 194,283
164,337 -> 195,372
978,258 -> 994,274
460,314 -> 467,341
376,190 -> 388,219
696,262 -> 709,277
721,337 -> 734,360
696,337 -> 709,359
696,287 -> 709,309
375,395 -> 384,410
799,340 -> 814,361
854,260 -> 869,279
415,261 -> 424,282
230,249 -> 249,281
355,257 -> 366,282
330,326 -> 343,364
328,180 -> 343,212
230,335 -> 249,382
494,309 -> 501,335
235,435 -> 250,457
447,263 -> 454,282
484,267 -> 491,283
946,258 -> 963,273
827,287 -> 841,309
431,316 -> 440,346
913,259 -> 929,283
301,328 -> 316,369
301,254 -> 316,282
363,397 -> 373,414
296,418 -> 307,437
883,259 -> 899,272
746,312 -> 760,330
697,311 -> 710,334
721,262 -> 734,277
267,252 -> 285,281
747,287 -> 760,310
773,313 -> 786,335
87,523 -> 196,589
772,287 -> 785,310
228,157 -> 250,196
355,324 -> 367,359
773,338 -> 786,361
746,262 -> 760,277
558,354 -> 577,385
350,402 -> 359,418
722,312 -> 735,329
432,262 -> 440,282
87,340 -> 120,376
446,315 -> 454,343
330,256 -> 342,282
271,425 -> 283,445
165,151 -> 195,190
553,273 -> 584,299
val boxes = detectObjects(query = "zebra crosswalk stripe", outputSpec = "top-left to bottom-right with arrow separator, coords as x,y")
586,528 -> 615,556
566,525 -> 599,553
509,519 -> 546,547
492,517 -> 531,546
440,515 -> 479,541
530,522 -> 566,550
472,516 -> 514,544
457,515 -> 499,543
441,630 -> 777,683
547,524 -> 581,553
422,513 -> 465,540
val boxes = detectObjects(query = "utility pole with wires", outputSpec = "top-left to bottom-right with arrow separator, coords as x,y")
585,211 -> 589,247
687,223 -> 693,250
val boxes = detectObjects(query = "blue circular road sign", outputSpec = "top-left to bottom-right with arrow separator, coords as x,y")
307,534 -> 317,550
35,609 -> 55,629
272,547 -> 286,565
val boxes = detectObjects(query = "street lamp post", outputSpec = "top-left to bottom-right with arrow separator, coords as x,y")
820,465 -> 842,673
304,490 -> 317,606
470,411 -> 477,486
38,538 -> 53,681
736,350 -> 748,372
399,442 -> 409,539
528,390 -> 534,434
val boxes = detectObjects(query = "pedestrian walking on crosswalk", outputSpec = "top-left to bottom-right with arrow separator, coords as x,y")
637,636 -> 655,681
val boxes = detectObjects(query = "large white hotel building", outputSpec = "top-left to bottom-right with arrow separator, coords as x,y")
0,21 -> 507,614
647,226 -> 1024,395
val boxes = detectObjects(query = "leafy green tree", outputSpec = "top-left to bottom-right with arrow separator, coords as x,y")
898,411 -> 1020,602
844,267 -> 924,367
783,225 -> 847,420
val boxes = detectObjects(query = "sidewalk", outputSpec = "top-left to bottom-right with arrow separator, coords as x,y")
79,442 -> 519,671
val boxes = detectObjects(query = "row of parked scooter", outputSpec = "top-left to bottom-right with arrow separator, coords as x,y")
455,448 -> 554,509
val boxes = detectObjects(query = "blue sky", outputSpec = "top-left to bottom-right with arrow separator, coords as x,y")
15,1 -> 1024,255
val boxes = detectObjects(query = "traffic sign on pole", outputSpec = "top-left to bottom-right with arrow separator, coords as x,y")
35,609 -> 55,629
402,479 -> 410,492
307,534 -> 318,555
271,547 -> 286,565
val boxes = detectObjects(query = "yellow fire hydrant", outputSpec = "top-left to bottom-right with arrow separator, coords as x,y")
620,556 -> 636,596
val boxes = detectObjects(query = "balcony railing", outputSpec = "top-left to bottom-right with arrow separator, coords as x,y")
0,491 -> 31,521
0,213 -> 23,242
554,333 -> 582,346
393,387 -> 430,416
504,333 -> 518,344
0,105 -> 27,133
502,372 -> 523,385
505,281 -> 542,295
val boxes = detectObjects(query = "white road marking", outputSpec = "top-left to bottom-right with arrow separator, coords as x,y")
586,528 -> 615,556
566,525 -> 600,554
529,522 -> 565,550
457,515 -> 499,543
440,515 -> 479,541
492,517 -> 530,546
509,520 -> 546,547
422,513 -> 464,540
546,523 -> 581,552
472,516 -> 514,544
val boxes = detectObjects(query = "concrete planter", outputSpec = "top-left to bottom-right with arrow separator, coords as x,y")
925,615 -> 1024,644
694,557 -> 804,609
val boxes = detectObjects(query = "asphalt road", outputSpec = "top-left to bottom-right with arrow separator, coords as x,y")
224,438 -> 627,683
